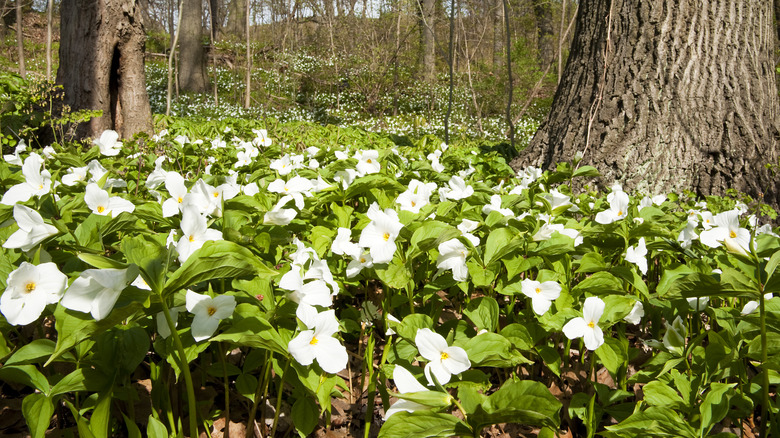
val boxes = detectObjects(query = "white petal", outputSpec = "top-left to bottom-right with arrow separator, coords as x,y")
288,330 -> 317,366
415,328 -> 448,362
583,296 -> 605,324
562,317 -> 588,340
424,360 -> 451,386
441,346 -> 470,375
313,336 -> 348,373
393,366 -> 428,393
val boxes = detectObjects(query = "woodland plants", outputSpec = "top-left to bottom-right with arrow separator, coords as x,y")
0,110 -> 778,437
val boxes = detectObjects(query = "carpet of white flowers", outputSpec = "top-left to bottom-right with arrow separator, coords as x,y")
0,118 -> 778,437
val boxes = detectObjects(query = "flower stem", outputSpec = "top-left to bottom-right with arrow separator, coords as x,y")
270,357 -> 291,437
363,329 -> 376,438
760,290 -> 769,438
219,343 -> 231,438
159,299 -> 199,437
247,352 -> 273,438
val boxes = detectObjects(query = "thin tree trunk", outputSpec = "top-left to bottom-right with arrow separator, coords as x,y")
503,0 -> 512,148
243,0 -> 251,108
46,0 -> 53,81
179,0 -> 209,93
420,0 -> 435,82
206,0 -> 219,105
444,0 -> 454,144
558,0 -> 566,84
15,0 -> 25,79
533,0 -> 554,69
166,0 -> 185,115
512,0 -> 780,208
492,0 -> 501,72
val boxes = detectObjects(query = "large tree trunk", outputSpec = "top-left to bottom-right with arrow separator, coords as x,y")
420,0 -> 435,82
533,0 -> 554,69
57,0 -> 153,139
492,0 -> 501,72
511,0 -> 780,207
179,0 -> 208,93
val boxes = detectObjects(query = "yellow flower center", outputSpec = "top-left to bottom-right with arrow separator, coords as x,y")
729,230 -> 737,238
177,197 -> 183,203
213,192 -> 219,198
360,257 -> 366,263
207,306 -> 217,316
535,287 -> 541,294
309,336 -> 319,345
284,187 -> 289,192
97,206 -> 105,213
189,235 -> 195,242
367,159 -> 372,163
25,282 -> 36,293
383,232 -> 390,241
617,210 -> 624,217
440,352 -> 449,360
38,184 -> 44,190
411,201 -> 416,207
587,321 -> 595,328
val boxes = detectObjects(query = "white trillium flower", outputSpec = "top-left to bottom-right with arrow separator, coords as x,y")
415,328 -> 471,386
267,176 -> 313,210
699,210 -> 751,256
156,306 -> 184,339
624,301 -> 645,325
176,206 -> 223,263
1,262 -> 67,326
436,239 -> 469,282
687,296 -> 709,311
520,279 -> 561,316
3,140 -> 27,165
185,290 -> 237,342
358,203 -> 403,264
662,316 -> 687,354
331,227 -> 360,256
3,205 -> 59,252
678,220 -> 699,249
384,366 -> 431,420
1,153 -> 52,205
61,268 -> 131,321
595,190 -> 630,224
625,237 -> 648,275
252,129 -> 272,147
84,183 -> 135,217
741,293 -> 774,315
263,195 -> 298,225
346,249 -> 374,278
161,172 -> 189,217
482,194 -> 514,217
94,130 -> 122,156
396,179 -> 437,213
562,296 -> 605,350
438,176 -> 474,201
61,165 -> 89,186
354,150 -> 381,176
288,304 -> 348,374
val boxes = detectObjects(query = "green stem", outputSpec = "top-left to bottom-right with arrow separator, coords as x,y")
160,299 -> 199,437
219,343 -> 231,438
363,330 -> 376,438
760,290 -> 769,438
247,352 -> 273,438
270,358 -> 291,438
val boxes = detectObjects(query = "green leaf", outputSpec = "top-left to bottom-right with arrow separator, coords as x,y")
535,345 -> 561,377
595,337 -> 627,381
599,295 -> 638,326
378,411 -> 471,438
484,227 -> 521,265
291,397 -> 320,436
476,378 -> 562,429
122,414 -> 142,438
5,339 -> 55,365
462,333 -> 531,367
121,234 -> 169,294
641,381 -> 685,410
0,364 -> 51,393
572,271 -> 624,296
78,253 -> 129,270
164,240 -> 277,295
146,415 -> 169,438
235,373 -> 258,403
603,406 -> 697,437
397,314 -> 434,342
572,165 -> 600,179
50,368 -> 97,396
393,390 -> 452,408
699,383 -> 736,435
463,297 -> 499,332
90,390 -> 113,438
409,220 -> 460,256
22,393 -> 54,438
376,258 -> 413,290
210,316 -> 288,356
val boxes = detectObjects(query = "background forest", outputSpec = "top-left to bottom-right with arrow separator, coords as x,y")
0,0 -> 572,146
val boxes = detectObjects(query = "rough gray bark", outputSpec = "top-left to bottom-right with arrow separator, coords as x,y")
533,0 -> 554,69
511,0 -> 780,207
179,0 -> 209,93
57,0 -> 153,139
420,0 -> 435,82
